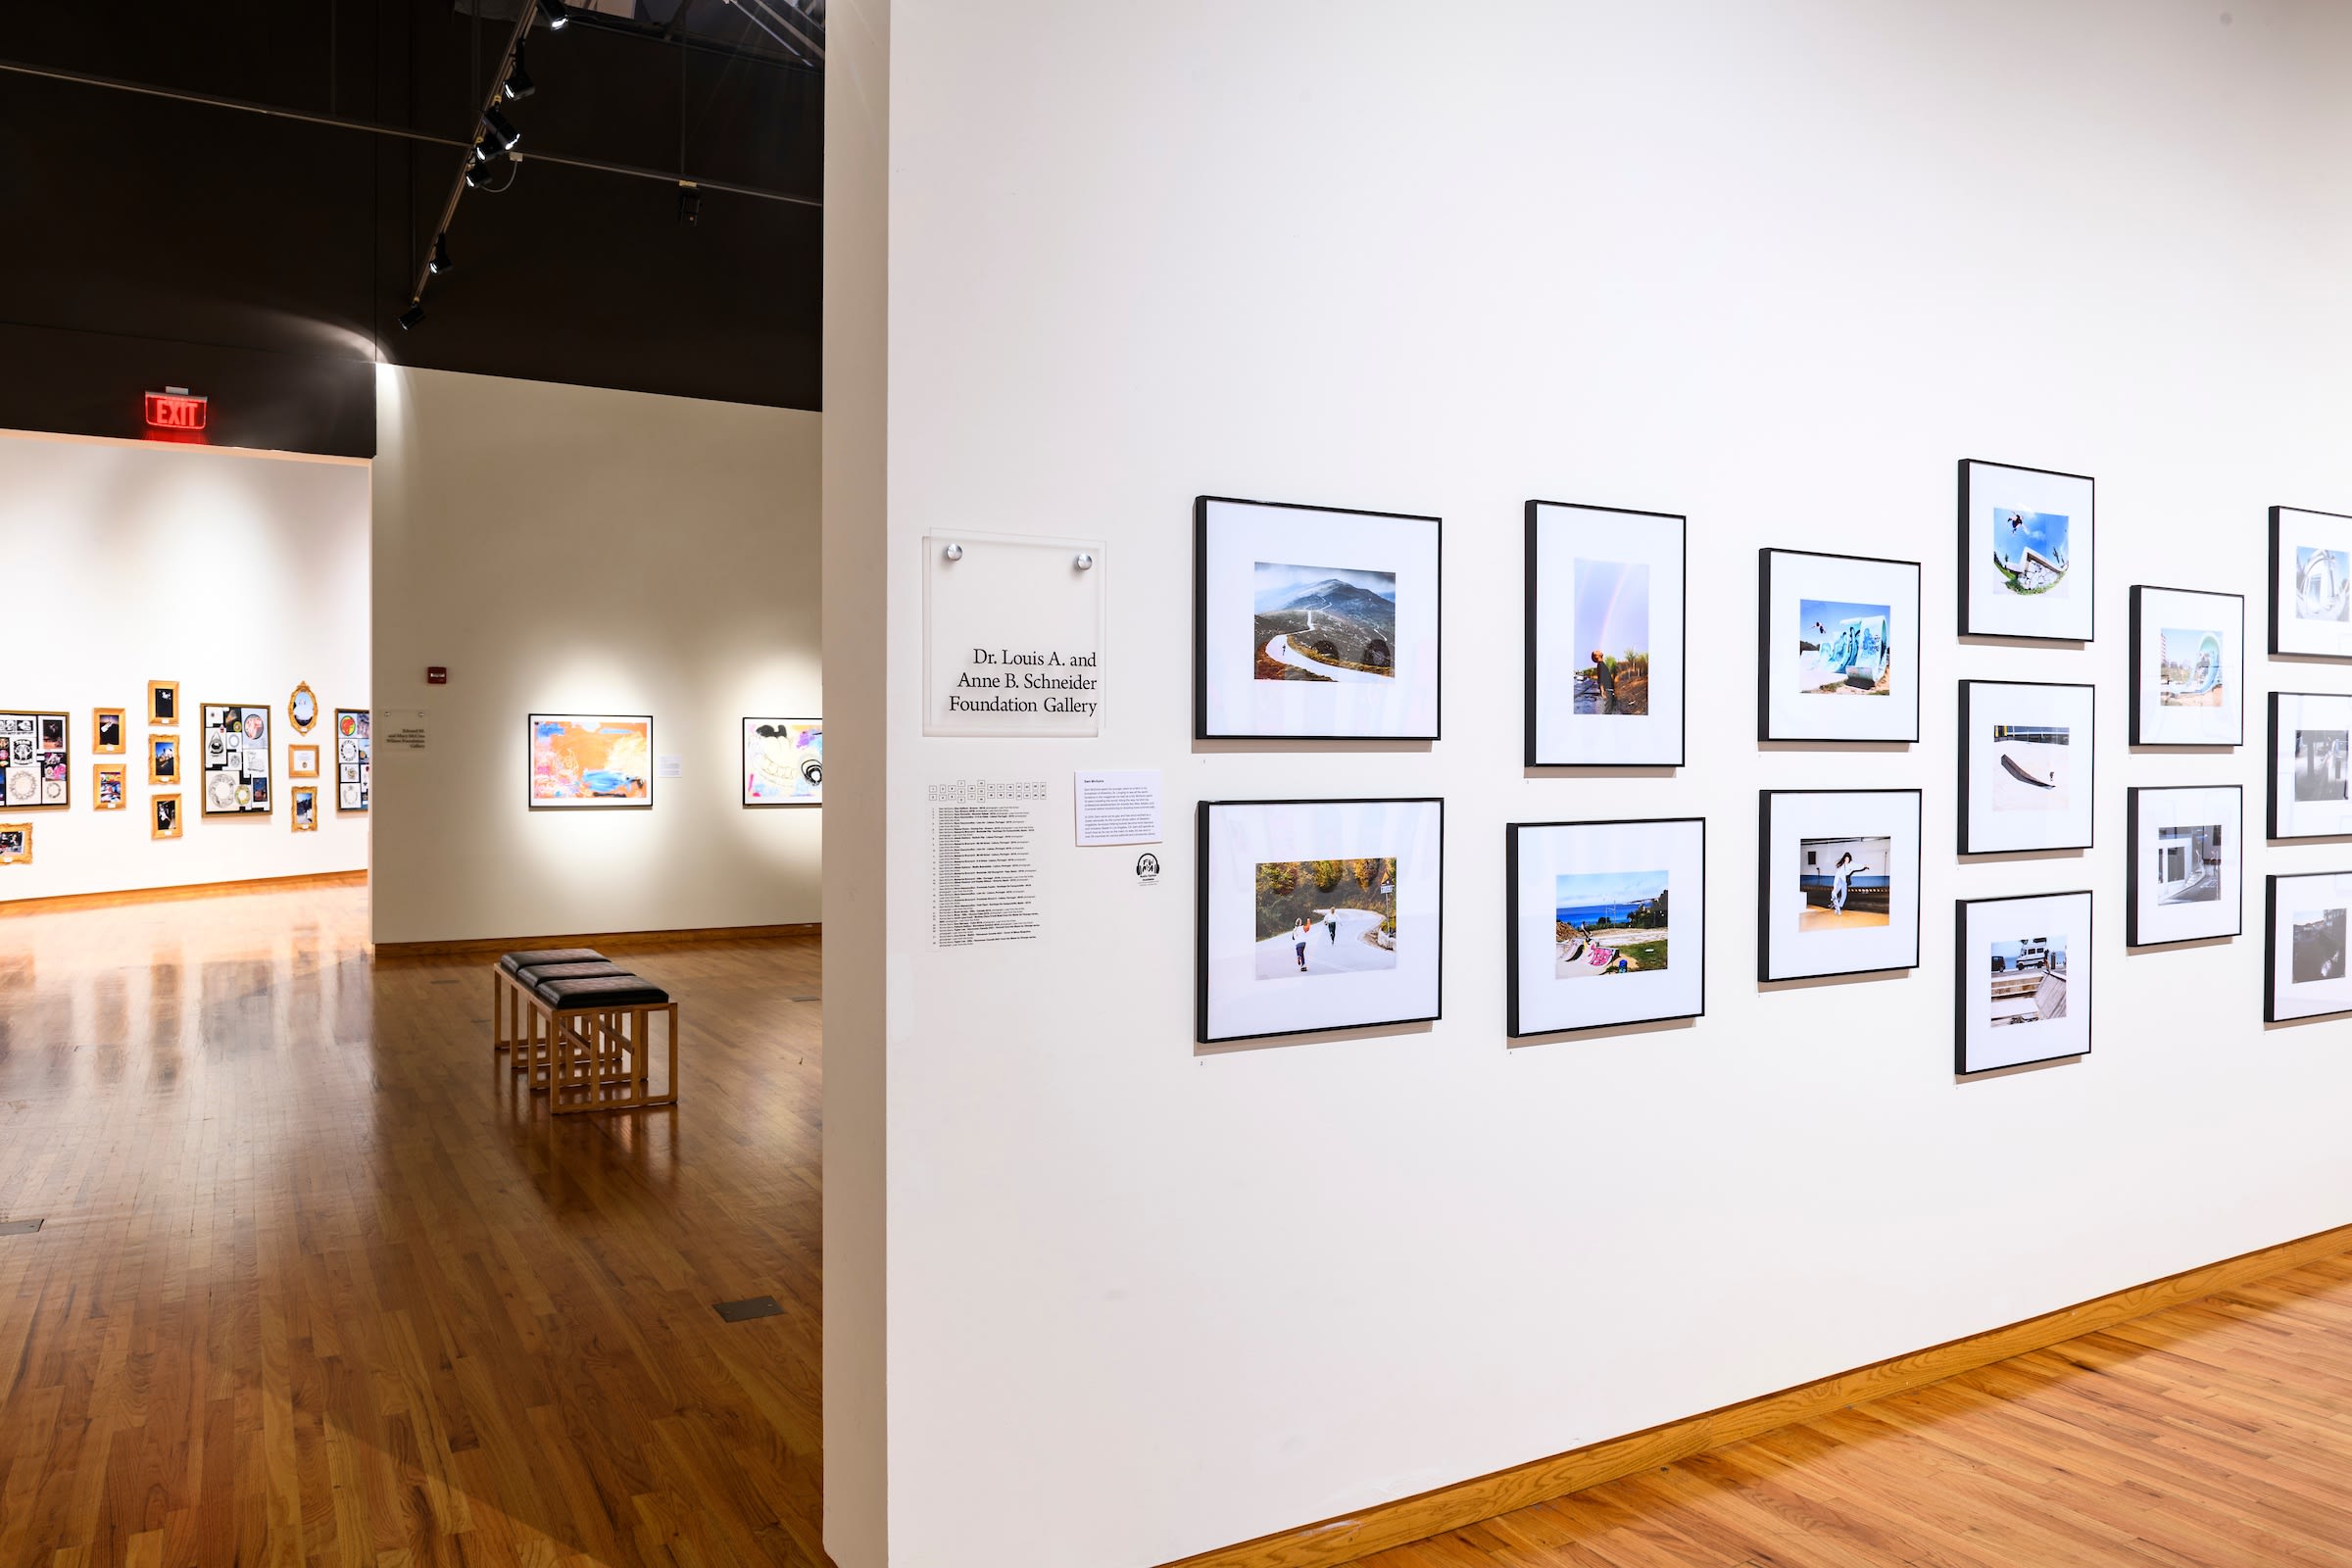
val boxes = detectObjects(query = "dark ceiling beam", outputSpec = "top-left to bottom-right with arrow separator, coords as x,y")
562,5 -> 816,73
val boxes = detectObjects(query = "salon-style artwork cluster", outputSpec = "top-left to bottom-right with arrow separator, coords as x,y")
1190,473 -> 2352,1056
0,679 -> 368,865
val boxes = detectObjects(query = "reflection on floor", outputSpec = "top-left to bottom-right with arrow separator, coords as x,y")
0,884 -> 824,1567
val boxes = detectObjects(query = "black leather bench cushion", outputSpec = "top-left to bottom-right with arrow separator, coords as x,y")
513,960 -> 631,987
533,973 -> 671,1009
501,947 -> 605,974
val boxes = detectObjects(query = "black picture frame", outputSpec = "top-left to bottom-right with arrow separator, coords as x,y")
0,710 -> 71,809
2266,872 -> 2352,1024
2128,585 -> 2246,746
1756,787 -> 1924,982
2269,505 -> 2352,657
1523,500 -> 1688,767
332,708 -> 370,813
1755,548 -> 1922,744
1196,796 -> 1444,1045
1193,495 -> 1443,742
2266,691 -> 2352,840
1505,815 -> 1706,1038
197,702 -> 272,817
1954,891 -> 2094,1075
1958,457 -> 2096,642
2125,785 -> 2243,947
1956,679 -> 2095,856
525,712 -> 656,810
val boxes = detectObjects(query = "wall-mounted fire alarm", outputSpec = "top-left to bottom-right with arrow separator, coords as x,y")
426,666 -> 448,685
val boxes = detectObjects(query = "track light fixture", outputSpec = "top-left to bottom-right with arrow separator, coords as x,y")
503,48 -> 535,100
465,151 -> 510,188
540,0 -> 571,28
398,301 -> 425,331
481,107 -> 522,152
429,235 -> 453,275
678,183 -> 702,224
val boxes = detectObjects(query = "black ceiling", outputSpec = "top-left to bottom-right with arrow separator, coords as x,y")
0,1 -> 822,414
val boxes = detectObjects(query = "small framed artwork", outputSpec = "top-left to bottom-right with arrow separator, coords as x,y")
201,704 -> 273,815
1955,891 -> 2092,1074
148,734 -> 179,785
93,762 -> 126,810
0,822 -> 28,865
152,793 -> 181,839
0,711 -> 71,808
1756,549 -> 1920,743
2129,586 -> 2244,746
335,708 -> 369,812
289,681 -> 319,734
93,709 -> 125,755
288,744 -> 319,778
743,716 -> 823,804
2270,507 -> 2352,658
1959,459 -> 2095,641
1757,789 -> 1923,981
1957,680 -> 2094,855
1506,816 -> 1704,1037
1524,501 -> 1686,766
148,680 -> 178,726
291,785 -> 318,832
2267,692 -> 2352,840
529,713 -> 653,807
2126,785 -> 2241,947
1196,797 -> 1444,1045
1195,496 -> 1441,740
2267,872 -> 2352,1021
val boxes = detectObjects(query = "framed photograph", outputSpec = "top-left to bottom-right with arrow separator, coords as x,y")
1196,798 -> 1443,1044
1957,680 -> 2094,854
2268,873 -> 2352,1021
93,708 -> 125,755
2267,692 -> 2352,839
334,708 -> 370,812
200,704 -> 273,815
1960,459 -> 2095,640
1507,816 -> 1704,1037
148,680 -> 178,727
2129,585 -> 2244,746
288,744 -> 319,778
1956,891 -> 2092,1074
93,762 -> 126,810
0,710 -> 71,808
291,785 -> 318,832
1756,549 -> 1920,743
743,716 -> 823,805
2270,507 -> 2352,658
1195,496 -> 1440,740
1757,789 -> 1923,981
2127,785 -> 2241,947
151,794 -> 180,840
288,681 -> 319,734
148,734 -> 179,786
0,822 -> 28,865
529,713 -> 653,808
1524,502 -> 1685,766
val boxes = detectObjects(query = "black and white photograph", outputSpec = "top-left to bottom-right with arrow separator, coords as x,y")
201,703 -> 273,816
1959,459 -> 2096,640
2126,785 -> 2242,947
2129,586 -> 2244,746
2267,871 -> 2352,1022
1524,502 -> 1686,766
0,710 -> 70,808
1197,798 -> 1443,1044
2270,506 -> 2352,658
1756,549 -> 1921,743
1507,816 -> 1704,1036
1956,891 -> 2093,1073
1958,680 -> 2094,855
2268,692 -> 2352,839
1196,496 -> 1440,740
1757,789 -> 1923,981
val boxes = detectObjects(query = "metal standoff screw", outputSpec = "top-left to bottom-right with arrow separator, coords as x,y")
1074,552 -> 1095,570
942,542 -> 963,562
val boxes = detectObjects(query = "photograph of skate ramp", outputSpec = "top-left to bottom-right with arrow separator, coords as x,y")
1987,935 -> 2070,1027
1987,723 -> 2072,811
2156,823 -> 2227,906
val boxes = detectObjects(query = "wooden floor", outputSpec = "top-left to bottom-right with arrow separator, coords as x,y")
0,885 -> 825,1568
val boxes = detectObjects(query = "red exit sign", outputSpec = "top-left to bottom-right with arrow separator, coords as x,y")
143,389 -> 209,431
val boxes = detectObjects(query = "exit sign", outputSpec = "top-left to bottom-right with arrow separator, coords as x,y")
143,388 -> 208,431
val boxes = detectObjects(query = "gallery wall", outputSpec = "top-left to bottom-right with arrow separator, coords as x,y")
0,431 -> 371,902
827,3 -> 2352,1565
370,365 -> 823,946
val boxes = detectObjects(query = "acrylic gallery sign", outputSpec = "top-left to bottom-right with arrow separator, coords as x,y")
922,530 -> 1105,736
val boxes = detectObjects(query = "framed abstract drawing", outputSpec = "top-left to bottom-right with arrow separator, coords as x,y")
1195,496 -> 1441,740
335,709 -> 370,812
1,711 -> 70,808
1955,891 -> 2092,1074
1959,459 -> 2095,640
1524,501 -> 1686,766
2129,586 -> 2243,746
1957,680 -> 2093,855
2270,506 -> 2352,658
1506,816 -> 1704,1037
2125,785 -> 2241,947
1757,788 -> 1923,981
93,708 -> 125,755
1757,549 -> 1920,743
151,794 -> 181,840
743,716 -> 823,805
529,713 -> 653,808
148,680 -> 178,727
2268,692 -> 2352,840
1196,797 -> 1443,1044
2267,872 -> 2352,1022
93,763 -> 126,810
200,704 -> 273,815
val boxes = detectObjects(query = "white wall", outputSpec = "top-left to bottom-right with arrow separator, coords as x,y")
833,3 -> 2352,1565
371,365 -> 822,945
0,431 -> 369,901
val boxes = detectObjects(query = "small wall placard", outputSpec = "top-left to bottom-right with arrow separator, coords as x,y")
923,531 -> 1103,737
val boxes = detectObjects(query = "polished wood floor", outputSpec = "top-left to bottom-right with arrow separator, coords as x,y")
0,885 -> 824,1568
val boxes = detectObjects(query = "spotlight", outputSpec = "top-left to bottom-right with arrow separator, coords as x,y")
481,107 -> 521,152
465,152 -> 509,188
540,0 -> 570,28
503,48 -> 535,100
677,183 -> 702,224
398,301 -> 425,331
429,235 -> 453,275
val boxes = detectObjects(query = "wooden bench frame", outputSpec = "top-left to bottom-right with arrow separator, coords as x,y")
540,999 -> 679,1114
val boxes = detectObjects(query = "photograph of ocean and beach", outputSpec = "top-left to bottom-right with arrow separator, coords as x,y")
1251,563 -> 1396,684
1573,559 -> 1649,715
1252,857 -> 1397,979
1553,869 -> 1667,977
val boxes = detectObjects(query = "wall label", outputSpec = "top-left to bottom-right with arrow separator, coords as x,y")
923,531 -> 1105,737
381,709 -> 427,750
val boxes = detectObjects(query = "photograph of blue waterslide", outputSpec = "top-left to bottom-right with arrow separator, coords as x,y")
2130,585 -> 2243,747
1757,550 -> 1920,743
